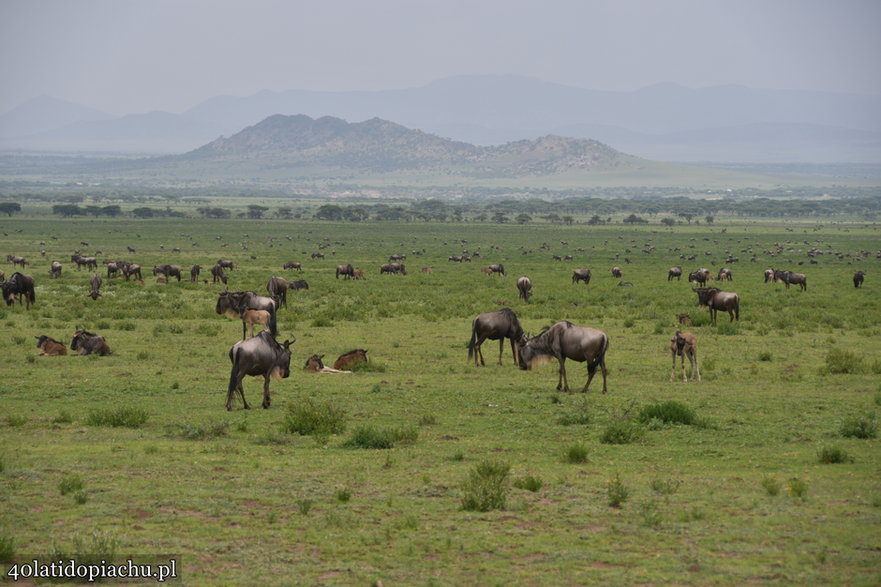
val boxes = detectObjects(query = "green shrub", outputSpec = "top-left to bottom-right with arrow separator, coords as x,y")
637,400 -> 696,426
650,478 -> 681,495
52,411 -> 73,424
335,488 -> 352,502
0,534 -> 14,564
6,415 -> 28,427
86,406 -> 149,428
461,460 -> 510,512
297,499 -> 313,516
282,399 -> 347,437
607,473 -> 630,508
59,473 -> 84,496
563,443 -> 590,463
838,414 -> 878,439
817,445 -> 854,464
599,420 -> 644,444
823,348 -> 864,374
557,400 -> 591,426
761,475 -> 781,496
512,474 -> 544,492
757,351 -> 773,362
787,477 -> 809,500
342,425 -> 417,449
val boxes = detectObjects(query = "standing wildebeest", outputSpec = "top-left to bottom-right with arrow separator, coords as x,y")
764,268 -> 776,283
288,279 -> 309,291
71,254 -> 97,271
572,268 -> 591,285
217,259 -> 236,270
668,266 -> 683,281
670,331 -> 700,382
853,270 -> 865,288
266,276 -> 288,308
380,262 -> 406,275
216,291 -> 277,335
776,270 -> 807,291
106,261 -> 120,278
487,264 -> 506,277
517,321 -> 609,394
284,261 -> 302,271
688,268 -> 711,285
717,268 -> 733,281
239,308 -> 273,340
211,263 -> 228,284
190,264 -> 201,282
70,330 -> 111,355
2,272 -> 35,309
517,276 -> 532,302
611,266 -> 623,278
693,287 -> 740,326
467,308 -> 525,367
89,273 -> 102,300
7,255 -> 29,268
153,264 -> 182,282
49,261 -> 62,278
333,349 -> 368,370
352,269 -> 365,280
121,262 -> 142,281
226,330 -> 294,410
336,264 -> 355,279
35,335 -> 67,356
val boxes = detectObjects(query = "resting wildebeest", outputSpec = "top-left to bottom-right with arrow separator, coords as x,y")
288,279 -> 309,290
266,276 -> 288,308
190,264 -> 201,282
677,313 -> 693,326
776,270 -> 807,291
517,321 -> 609,394
667,266 -> 682,281
35,335 -> 67,356
153,264 -> 182,282
487,264 -> 506,277
2,272 -> 35,309
670,331 -> 700,383
717,268 -> 733,281
49,261 -> 62,279
517,276 -> 532,302
467,308 -> 525,367
853,270 -> 865,288
304,354 -> 352,374
572,268 -> 591,285
336,264 -> 355,279
70,329 -> 111,356
226,330 -> 294,410
333,349 -> 368,370
284,261 -> 302,271
211,263 -> 228,284
216,291 -> 277,335
89,273 -> 102,300
611,266 -> 623,278
693,287 -> 740,326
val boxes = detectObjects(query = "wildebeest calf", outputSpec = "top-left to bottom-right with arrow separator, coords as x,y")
35,335 -> 67,356
333,349 -> 368,370
670,331 -> 700,382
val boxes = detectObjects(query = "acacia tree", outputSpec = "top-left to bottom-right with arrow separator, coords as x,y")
0,202 -> 21,216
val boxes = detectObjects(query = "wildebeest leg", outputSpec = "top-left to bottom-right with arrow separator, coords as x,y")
262,375 -> 271,409
509,337 -> 519,366
238,378 -> 249,410
497,338 -> 505,365
557,357 -> 568,392
671,350 -> 678,383
691,351 -> 701,382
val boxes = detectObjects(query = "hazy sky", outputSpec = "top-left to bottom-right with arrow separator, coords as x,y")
2,0 -> 879,115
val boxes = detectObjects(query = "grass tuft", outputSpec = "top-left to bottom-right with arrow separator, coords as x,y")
600,420 -> 644,444
817,444 -> 854,464
342,425 -> 417,449
637,400 -> 697,426
838,414 -> 877,439
461,460 -> 510,512
282,399 -> 347,437
86,406 -> 149,428
513,474 -> 544,492
607,473 -> 630,508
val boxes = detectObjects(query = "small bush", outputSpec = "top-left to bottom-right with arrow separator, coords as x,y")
513,474 -> 544,492
637,401 -> 696,426
52,411 -> 73,424
0,534 -> 15,563
168,421 -> 230,440
6,415 -> 28,427
563,443 -> 590,463
86,406 -> 148,428
650,478 -> 681,495
761,475 -> 781,496
639,500 -> 663,528
59,474 -> 84,496
823,348 -> 864,374
296,499 -> 313,516
282,399 -> 347,437
599,420 -> 644,444
342,425 -> 417,449
758,351 -> 773,362
73,490 -> 88,505
787,477 -> 809,500
461,460 -> 510,512
557,400 -> 591,426
838,414 -> 878,439
418,414 -> 437,426
335,488 -> 352,502
817,445 -> 854,464
607,473 -> 630,508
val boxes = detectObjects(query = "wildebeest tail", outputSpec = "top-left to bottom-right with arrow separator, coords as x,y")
269,311 -> 278,336
587,333 -> 610,374
228,348 -> 241,395
467,322 -> 478,360
735,295 -> 740,321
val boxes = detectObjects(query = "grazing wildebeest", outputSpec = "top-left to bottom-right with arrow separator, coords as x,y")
211,263 -> 227,284
284,261 -> 302,271
311,252 -> 324,260
352,269 -> 365,280
467,308 -> 525,367
7,255 -> 29,268
517,321 -> 609,394
611,266 -> 623,278
190,264 -> 201,282
106,261 -> 119,278
217,259 -> 236,270
71,254 -> 97,271
266,276 -> 288,308
388,254 -> 406,262
853,270 -> 865,288
717,268 -> 733,281
572,268 -> 591,285
336,264 -> 355,279
70,329 -> 111,356
677,313 -> 693,326
421,267 -> 432,275
448,255 -> 463,262
668,266 -> 683,281
2,272 -> 35,309
333,349 -> 368,370
487,264 -> 506,277
288,279 -> 309,290
380,262 -> 406,275
517,276 -> 532,302
216,291 -> 277,335
776,270 -> 807,291
670,331 -> 700,382
122,262 -> 142,281
35,335 -> 67,356
153,264 -> 182,282
304,354 -> 352,374
688,268 -> 711,285
226,330 -> 294,410
89,273 -> 102,300
764,268 -> 776,283
239,308 -> 273,340
693,287 -> 740,326
49,261 -> 62,278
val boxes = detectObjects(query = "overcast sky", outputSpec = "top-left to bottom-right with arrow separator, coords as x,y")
2,0 -> 879,116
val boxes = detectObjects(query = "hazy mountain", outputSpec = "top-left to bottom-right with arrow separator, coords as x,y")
0,95 -> 110,138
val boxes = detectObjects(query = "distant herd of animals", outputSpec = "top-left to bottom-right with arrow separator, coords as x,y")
1,249 -> 871,410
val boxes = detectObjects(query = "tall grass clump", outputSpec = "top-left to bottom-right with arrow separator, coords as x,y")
838,414 -> 878,439
58,473 -> 84,496
822,348 -> 865,374
0,534 -> 14,564
607,473 -> 630,508
168,421 -> 230,440
460,460 -> 510,512
342,425 -> 417,449
637,400 -> 697,426
599,420 -> 644,444
86,406 -> 149,428
282,399 -> 347,437
817,445 -> 854,464
563,443 -> 590,463
512,474 -> 544,492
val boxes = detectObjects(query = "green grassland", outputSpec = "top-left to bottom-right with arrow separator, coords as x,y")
1,215 -> 880,585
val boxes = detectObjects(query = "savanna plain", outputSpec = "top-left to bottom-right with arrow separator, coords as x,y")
1,214 -> 880,585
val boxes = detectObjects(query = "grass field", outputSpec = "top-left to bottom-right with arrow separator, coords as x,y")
1,215 -> 880,585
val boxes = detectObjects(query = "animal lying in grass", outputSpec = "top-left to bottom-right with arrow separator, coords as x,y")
303,354 -> 352,374
35,335 -> 67,356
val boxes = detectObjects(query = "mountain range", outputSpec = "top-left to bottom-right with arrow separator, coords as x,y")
1,75 -> 880,163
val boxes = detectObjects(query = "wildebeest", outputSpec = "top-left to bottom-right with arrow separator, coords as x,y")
35,335 -> 67,356
380,262 -> 406,275
71,254 -> 97,271
284,261 -> 302,271
677,313 -> 693,326
717,268 -> 733,281
226,330 -> 294,410
211,263 -> 227,284
688,268 -> 711,285
336,264 -> 355,279
693,287 -> 740,326
153,264 -> 182,282
764,268 -> 776,283
572,268 -> 591,285
239,308 -> 273,340
467,308 -> 525,367
89,273 -> 102,300
611,266 -> 623,278
670,331 -> 700,383
304,354 -> 352,374
517,321 -> 609,394
333,349 -> 368,370
667,266 -> 682,281
421,267 -> 432,275
190,264 -> 201,282
487,264 -> 506,277
216,290 -> 278,333
288,279 -> 309,290
70,329 -> 111,356
311,252 -> 325,259
2,272 -> 35,309
853,270 -> 865,288
266,276 -> 288,308
352,269 -> 365,280
106,261 -> 120,278
122,262 -> 142,281
7,254 -> 29,268
49,261 -> 62,278
617,281 -> 633,287
217,259 -> 236,270
776,270 -> 807,291
517,276 -> 532,302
